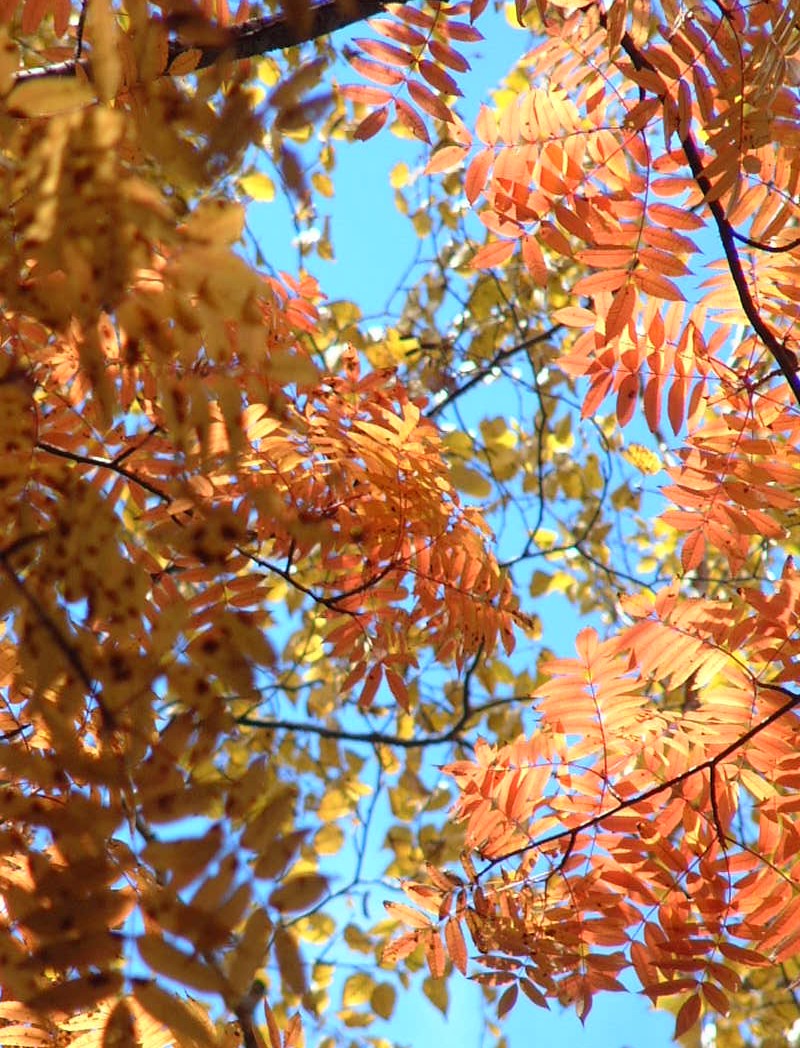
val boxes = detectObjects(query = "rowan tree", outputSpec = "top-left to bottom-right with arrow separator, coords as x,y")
0,0 -> 799,1045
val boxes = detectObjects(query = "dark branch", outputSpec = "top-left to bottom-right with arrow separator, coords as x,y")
15,0 -> 407,85
478,681 -> 800,875
236,677 -> 532,751
424,326 -> 562,421
608,16 -> 800,408
37,441 -> 171,504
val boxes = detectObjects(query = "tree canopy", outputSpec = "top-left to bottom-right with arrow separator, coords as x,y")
1,0 -> 800,1045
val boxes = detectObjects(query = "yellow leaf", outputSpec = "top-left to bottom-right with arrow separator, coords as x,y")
86,0 -> 121,101
342,972 -> 373,1007
224,909 -> 273,997
317,789 -> 351,821
132,981 -> 217,1048
27,973 -> 123,1016
311,172 -> 334,198
622,442 -> 662,475
269,873 -> 328,913
8,77 -> 96,116
449,462 -> 492,498
239,173 -> 276,202
184,199 -> 245,245
0,29 -> 18,95
344,924 -> 374,954
253,830 -> 307,880
295,911 -> 335,944
264,352 -> 321,387
422,975 -> 449,1015
313,823 -> 344,855
273,926 -> 306,996
390,162 -> 410,188
138,935 -> 226,995
370,982 -> 396,1020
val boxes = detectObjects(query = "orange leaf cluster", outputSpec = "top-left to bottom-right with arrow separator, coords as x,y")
343,0 -> 480,142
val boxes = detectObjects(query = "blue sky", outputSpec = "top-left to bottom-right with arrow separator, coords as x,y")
243,8 -> 683,1046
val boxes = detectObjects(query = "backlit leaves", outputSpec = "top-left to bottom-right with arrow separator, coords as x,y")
3,0 -> 800,1044
343,0 -> 479,141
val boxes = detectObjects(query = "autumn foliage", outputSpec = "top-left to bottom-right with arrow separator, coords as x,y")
0,0 -> 800,1044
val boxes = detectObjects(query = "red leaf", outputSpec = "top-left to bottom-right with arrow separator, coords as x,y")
357,662 -> 383,706
668,375 -> 687,434
341,84 -> 393,106
407,79 -> 454,123
356,37 -> 416,68
674,994 -> 702,1039
701,982 -> 730,1015
429,39 -> 471,73
394,97 -> 430,143
445,19 -> 483,41
347,54 -> 405,86
369,17 -> 426,47
418,58 -> 462,96
497,984 -> 518,1018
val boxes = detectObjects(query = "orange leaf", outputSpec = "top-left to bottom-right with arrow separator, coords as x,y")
465,147 -> 493,204
424,930 -> 446,979
573,270 -> 628,295
444,918 -> 468,975
648,202 -> 705,230
283,1015 -> 302,1048
681,530 -> 705,572
605,282 -> 636,340
425,145 -> 468,174
521,235 -> 548,285
471,239 -> 515,270
381,931 -> 421,966
383,900 -> 432,930
475,104 -> 497,145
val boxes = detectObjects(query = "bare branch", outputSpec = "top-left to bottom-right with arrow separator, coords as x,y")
15,0 -> 409,85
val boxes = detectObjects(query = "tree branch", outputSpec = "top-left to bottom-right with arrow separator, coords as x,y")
15,0 -> 407,85
478,681 -> 800,875
608,14 -> 800,407
236,675 -> 534,751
